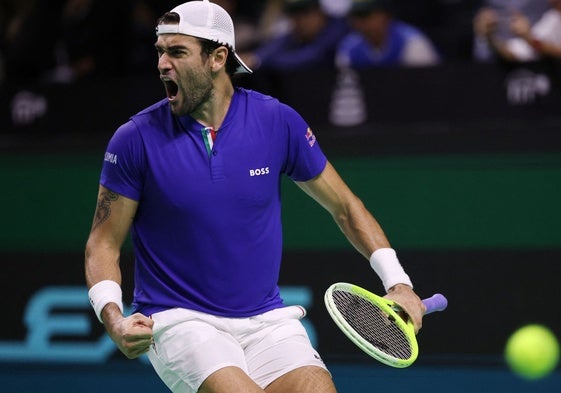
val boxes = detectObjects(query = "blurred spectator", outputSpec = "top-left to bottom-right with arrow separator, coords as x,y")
253,0 -> 292,42
473,0 -> 561,62
389,0 -> 482,62
48,0 -> 131,82
129,0 -> 180,73
1,0 -> 61,83
321,0 -> 351,17
1,0 -> 131,84
336,0 -> 441,68
213,0 -> 260,52
240,0 -> 350,71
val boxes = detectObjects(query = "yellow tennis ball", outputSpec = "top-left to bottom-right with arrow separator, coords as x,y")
505,324 -> 560,380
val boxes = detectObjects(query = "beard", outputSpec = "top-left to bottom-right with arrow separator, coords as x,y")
170,66 -> 214,117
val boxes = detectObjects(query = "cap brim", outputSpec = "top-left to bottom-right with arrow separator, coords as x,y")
234,52 -> 252,74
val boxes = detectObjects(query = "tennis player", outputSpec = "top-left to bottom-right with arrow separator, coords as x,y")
84,1 -> 425,392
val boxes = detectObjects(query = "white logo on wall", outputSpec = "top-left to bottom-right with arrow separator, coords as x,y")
504,69 -> 550,105
329,67 -> 367,127
11,90 -> 48,126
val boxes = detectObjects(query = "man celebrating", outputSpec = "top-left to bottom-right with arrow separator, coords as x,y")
85,1 -> 425,392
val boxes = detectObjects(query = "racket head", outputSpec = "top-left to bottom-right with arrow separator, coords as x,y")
324,282 -> 418,368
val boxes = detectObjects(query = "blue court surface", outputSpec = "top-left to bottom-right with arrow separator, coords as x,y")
1,359 -> 560,393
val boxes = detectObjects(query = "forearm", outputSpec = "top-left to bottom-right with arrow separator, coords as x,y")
85,239 -> 124,323
297,161 -> 412,290
85,240 -> 152,358
485,34 -> 519,61
85,239 -> 122,288
85,186 -> 138,326
333,195 -> 391,259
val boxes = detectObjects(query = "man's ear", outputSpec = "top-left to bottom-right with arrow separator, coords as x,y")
211,46 -> 228,72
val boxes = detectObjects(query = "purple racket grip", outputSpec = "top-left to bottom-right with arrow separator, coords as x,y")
422,294 -> 448,315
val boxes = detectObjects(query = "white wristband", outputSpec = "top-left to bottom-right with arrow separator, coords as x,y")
88,280 -> 124,324
369,248 -> 413,292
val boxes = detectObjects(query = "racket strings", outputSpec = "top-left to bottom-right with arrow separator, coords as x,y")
332,290 -> 412,360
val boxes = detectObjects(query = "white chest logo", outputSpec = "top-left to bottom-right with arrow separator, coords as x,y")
249,167 -> 270,176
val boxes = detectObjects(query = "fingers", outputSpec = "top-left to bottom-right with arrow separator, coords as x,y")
396,301 -> 423,334
121,336 -> 152,359
109,313 -> 155,359
410,299 -> 425,333
393,303 -> 423,334
408,306 -> 424,334
120,331 -> 153,358
385,285 -> 424,333
131,312 -> 155,329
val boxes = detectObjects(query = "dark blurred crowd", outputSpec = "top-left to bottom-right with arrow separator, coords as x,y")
1,0 -> 560,85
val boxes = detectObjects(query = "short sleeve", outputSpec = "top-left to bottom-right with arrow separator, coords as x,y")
281,103 -> 327,182
99,120 -> 145,201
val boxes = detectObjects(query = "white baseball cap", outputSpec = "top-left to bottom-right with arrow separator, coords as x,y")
156,0 -> 252,74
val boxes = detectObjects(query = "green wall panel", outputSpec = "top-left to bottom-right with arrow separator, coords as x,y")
2,154 -> 101,252
1,152 -> 560,252
282,153 -> 561,250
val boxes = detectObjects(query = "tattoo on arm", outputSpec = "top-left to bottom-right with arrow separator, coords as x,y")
92,190 -> 119,231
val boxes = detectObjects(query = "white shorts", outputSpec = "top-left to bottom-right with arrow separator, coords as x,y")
147,306 -> 328,393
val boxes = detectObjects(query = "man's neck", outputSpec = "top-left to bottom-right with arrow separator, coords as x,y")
192,78 -> 235,131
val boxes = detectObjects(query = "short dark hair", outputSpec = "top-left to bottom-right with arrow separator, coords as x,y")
157,12 -> 238,77
157,11 -> 179,25
197,38 -> 239,78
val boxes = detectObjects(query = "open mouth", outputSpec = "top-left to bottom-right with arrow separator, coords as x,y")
162,79 -> 179,100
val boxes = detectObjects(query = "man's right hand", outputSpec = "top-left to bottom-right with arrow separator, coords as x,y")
103,304 -> 154,359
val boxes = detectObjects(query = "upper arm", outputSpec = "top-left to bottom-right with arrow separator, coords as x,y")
88,185 -> 138,249
84,185 -> 138,287
295,161 -> 357,216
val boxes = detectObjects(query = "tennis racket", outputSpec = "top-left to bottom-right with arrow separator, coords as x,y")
324,282 -> 448,368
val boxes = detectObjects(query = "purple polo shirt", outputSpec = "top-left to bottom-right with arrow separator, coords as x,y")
100,88 -> 327,317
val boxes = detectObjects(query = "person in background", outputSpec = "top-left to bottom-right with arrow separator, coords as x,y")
2,0 -> 130,84
129,0 -> 178,73
320,0 -> 351,18
473,0 -> 561,62
472,0 -> 549,62
212,0 -> 261,52
53,0 -> 130,82
240,0 -> 350,71
1,0 -> 59,83
336,0 -> 441,68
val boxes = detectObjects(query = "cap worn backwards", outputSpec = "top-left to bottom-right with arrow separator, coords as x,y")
156,0 -> 252,74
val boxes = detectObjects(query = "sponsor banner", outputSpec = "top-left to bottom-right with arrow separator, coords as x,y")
2,250 -> 561,364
